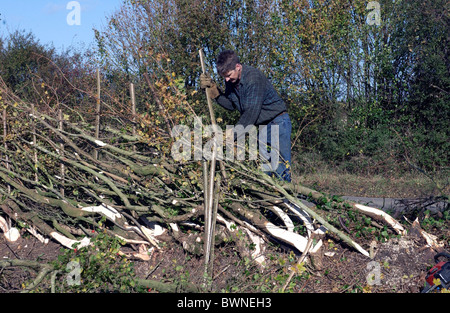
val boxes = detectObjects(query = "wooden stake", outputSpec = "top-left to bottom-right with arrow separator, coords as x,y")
198,49 -> 216,125
198,49 -> 227,181
2,108 -> 10,193
58,108 -> 65,197
199,48 -> 225,283
31,103 -> 38,182
207,174 -> 220,275
202,159 -> 210,274
94,68 -> 101,160
130,83 -> 136,152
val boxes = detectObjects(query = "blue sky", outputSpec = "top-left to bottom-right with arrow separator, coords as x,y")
0,0 -> 124,52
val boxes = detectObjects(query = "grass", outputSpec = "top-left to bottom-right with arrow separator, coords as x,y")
291,152 -> 449,199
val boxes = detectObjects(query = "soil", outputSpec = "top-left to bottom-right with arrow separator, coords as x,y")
1,220 -> 448,294
1,180 -> 449,294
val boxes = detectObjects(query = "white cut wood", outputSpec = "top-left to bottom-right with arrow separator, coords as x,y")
0,216 -> 20,242
142,222 -> 166,237
81,204 -> 121,222
354,204 -> 406,235
140,226 -> 162,249
50,232 -> 90,249
271,206 -> 294,232
133,245 -> 153,261
27,226 -> 49,244
94,139 -> 107,147
4,228 -> 20,242
169,223 -> 179,232
264,221 -> 320,253
244,228 -> 266,266
216,214 -> 235,231
217,214 -> 266,267
81,204 -> 161,248
411,218 -> 445,250
284,201 -> 327,236
0,216 -> 9,233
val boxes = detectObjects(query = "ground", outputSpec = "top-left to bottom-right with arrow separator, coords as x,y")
1,172 -> 449,293
0,225 -> 446,293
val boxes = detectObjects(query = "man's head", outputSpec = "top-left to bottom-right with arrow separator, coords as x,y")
216,50 -> 242,84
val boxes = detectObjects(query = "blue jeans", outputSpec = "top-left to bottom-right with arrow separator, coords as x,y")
259,113 -> 292,182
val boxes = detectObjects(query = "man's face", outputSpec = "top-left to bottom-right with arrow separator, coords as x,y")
222,64 -> 242,84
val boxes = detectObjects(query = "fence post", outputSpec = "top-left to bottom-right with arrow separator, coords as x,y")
31,103 -> 38,182
2,108 -> 10,193
94,68 -> 101,160
130,83 -> 136,152
58,108 -> 65,197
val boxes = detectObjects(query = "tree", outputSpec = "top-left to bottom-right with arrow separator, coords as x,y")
393,0 -> 449,170
0,30 -> 53,101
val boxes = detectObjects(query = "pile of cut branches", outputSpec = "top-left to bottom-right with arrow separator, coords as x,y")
0,75 -> 442,291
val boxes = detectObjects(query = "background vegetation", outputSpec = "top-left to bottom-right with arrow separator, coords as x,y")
1,0 -> 448,185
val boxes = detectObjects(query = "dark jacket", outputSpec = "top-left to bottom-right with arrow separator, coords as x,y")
215,64 -> 286,127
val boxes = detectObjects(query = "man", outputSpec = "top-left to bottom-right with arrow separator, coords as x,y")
200,50 -> 292,182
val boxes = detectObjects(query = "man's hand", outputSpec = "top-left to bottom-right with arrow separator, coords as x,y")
200,74 -> 220,99
200,73 -> 214,88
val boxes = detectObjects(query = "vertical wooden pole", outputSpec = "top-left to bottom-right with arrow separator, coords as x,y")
59,108 -> 65,197
2,108 -> 11,193
199,49 -> 227,180
130,83 -> 136,152
202,158 -> 209,245
2,109 -> 5,150
199,48 -> 219,283
31,103 -> 38,182
198,49 -> 217,125
94,68 -> 101,160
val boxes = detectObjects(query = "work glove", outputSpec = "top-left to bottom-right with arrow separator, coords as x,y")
200,73 -> 220,99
